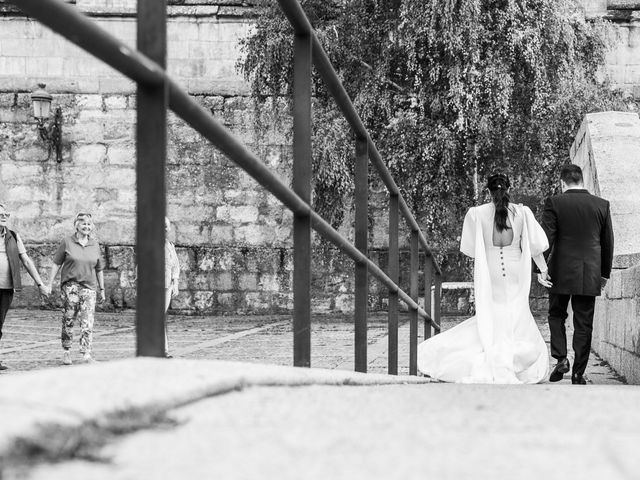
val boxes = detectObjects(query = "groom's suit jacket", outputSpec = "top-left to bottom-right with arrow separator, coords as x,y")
541,189 -> 614,296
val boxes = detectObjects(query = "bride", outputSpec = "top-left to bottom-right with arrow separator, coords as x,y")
418,173 -> 550,384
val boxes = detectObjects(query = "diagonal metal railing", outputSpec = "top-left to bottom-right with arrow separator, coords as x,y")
10,0 -> 442,375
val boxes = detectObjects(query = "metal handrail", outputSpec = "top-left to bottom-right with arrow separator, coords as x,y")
276,0 -> 442,375
10,0 -> 443,375
277,0 -> 441,268
169,85 -> 434,319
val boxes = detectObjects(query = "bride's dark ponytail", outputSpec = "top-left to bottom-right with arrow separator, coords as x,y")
487,173 -> 511,232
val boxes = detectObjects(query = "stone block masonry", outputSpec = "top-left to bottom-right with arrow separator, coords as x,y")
594,263 -> 640,384
0,83 -> 448,315
10,242 -> 462,316
607,25 -> 640,95
3,3 -> 634,315
570,112 -> 640,259
0,3 -> 292,314
583,1 -> 640,97
0,3 -> 447,316
0,2 -> 254,95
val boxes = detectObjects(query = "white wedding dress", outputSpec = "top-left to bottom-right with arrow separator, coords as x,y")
418,203 -> 550,384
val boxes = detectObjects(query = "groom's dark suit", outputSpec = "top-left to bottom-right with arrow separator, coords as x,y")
541,189 -> 614,377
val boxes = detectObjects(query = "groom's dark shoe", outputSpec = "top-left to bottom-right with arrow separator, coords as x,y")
571,373 -> 587,385
549,358 -> 570,382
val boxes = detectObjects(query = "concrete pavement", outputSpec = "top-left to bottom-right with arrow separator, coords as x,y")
1,360 -> 638,480
0,308 -> 631,479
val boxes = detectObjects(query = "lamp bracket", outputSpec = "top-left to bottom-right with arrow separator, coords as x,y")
36,107 -> 63,163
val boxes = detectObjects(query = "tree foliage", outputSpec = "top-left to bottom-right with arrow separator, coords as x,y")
239,0 -> 628,253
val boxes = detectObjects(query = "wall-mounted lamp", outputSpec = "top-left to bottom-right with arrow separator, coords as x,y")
30,83 -> 63,163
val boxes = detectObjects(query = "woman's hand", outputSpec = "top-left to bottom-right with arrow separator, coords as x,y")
98,288 -> 106,303
171,281 -> 179,298
38,284 -> 50,298
537,271 -> 553,288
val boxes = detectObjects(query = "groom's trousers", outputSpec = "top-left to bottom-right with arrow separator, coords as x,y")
548,294 -> 596,376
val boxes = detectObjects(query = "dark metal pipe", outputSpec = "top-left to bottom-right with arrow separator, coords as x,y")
424,256 -> 434,341
292,34 -> 312,368
409,230 -> 419,375
354,137 -> 369,372
434,273 -> 442,333
135,0 -> 167,357
388,194 -> 399,375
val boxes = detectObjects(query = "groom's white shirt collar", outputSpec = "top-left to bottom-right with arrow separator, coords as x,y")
561,181 -> 585,193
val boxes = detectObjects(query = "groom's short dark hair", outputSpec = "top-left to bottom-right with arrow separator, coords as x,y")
560,164 -> 583,185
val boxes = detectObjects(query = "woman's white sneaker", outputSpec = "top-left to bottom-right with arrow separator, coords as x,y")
83,352 -> 96,364
62,350 -> 72,365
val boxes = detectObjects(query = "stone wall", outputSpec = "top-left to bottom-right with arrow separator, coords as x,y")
0,1 -> 442,315
2,1 -> 640,314
570,112 -> 640,260
569,108 -> 640,384
0,2 -> 295,312
605,23 -> 640,96
570,111 -> 640,382
594,264 -> 640,384
583,0 -> 640,96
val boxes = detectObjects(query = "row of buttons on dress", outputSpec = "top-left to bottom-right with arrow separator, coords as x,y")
500,246 -> 505,277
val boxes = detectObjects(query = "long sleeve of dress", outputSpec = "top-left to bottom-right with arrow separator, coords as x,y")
460,207 -> 476,258
531,253 -> 547,274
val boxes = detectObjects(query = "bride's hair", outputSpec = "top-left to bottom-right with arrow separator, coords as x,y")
486,173 -> 511,232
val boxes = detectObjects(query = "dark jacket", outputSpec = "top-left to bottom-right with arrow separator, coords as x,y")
2,229 -> 22,292
541,189 -> 614,296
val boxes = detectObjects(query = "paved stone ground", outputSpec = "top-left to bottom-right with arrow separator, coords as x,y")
0,308 -> 624,384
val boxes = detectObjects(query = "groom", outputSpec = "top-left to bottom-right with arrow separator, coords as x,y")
538,164 -> 614,385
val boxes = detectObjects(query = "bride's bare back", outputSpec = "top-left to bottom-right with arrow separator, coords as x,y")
492,218 -> 514,247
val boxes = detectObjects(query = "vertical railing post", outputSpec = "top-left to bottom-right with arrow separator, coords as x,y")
293,34 -> 312,367
424,255 -> 434,341
387,194 -> 399,375
434,272 -> 442,334
409,230 -> 419,375
354,137 -> 368,372
136,0 -> 167,357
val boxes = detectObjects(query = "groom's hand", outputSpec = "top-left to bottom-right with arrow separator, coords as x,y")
601,277 -> 608,291
537,271 -> 552,288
